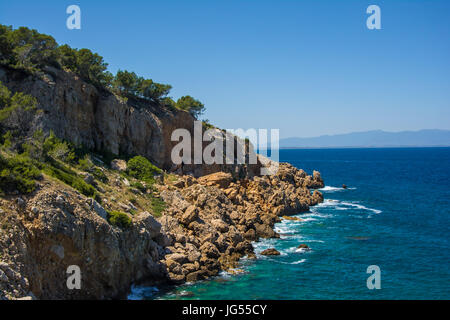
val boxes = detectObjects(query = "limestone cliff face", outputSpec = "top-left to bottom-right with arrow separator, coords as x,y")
0,180 -> 166,300
0,65 -> 194,170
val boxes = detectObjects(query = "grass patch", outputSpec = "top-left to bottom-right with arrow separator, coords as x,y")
130,181 -> 146,193
150,196 -> 166,218
107,210 -> 132,229
43,159 -> 98,199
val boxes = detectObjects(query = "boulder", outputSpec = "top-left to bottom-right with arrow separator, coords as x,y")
297,244 -> 311,251
255,223 -> 279,239
198,172 -> 232,189
180,205 -> 198,225
282,215 -> 303,221
165,253 -> 188,264
199,242 -> 220,259
260,248 -> 280,256
133,211 -> 161,238
87,198 -> 108,220
110,159 -> 127,172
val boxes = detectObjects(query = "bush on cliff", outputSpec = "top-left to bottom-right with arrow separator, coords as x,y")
176,95 -> 205,119
126,156 -> 162,183
1,24 -> 208,116
0,81 -> 38,135
107,210 -> 132,229
0,154 -> 41,194
0,26 -> 58,71
112,69 -> 172,104
43,160 -> 97,198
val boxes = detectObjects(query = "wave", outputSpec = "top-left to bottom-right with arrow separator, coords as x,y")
278,259 -> 307,265
313,199 -> 382,214
319,186 -> 356,192
338,201 -> 382,214
319,186 -> 344,192
291,259 -> 306,264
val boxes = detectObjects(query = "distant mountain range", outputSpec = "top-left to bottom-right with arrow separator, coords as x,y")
279,130 -> 450,148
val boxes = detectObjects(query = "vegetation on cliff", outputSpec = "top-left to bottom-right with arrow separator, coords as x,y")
0,24 -> 205,118
0,24 -> 327,301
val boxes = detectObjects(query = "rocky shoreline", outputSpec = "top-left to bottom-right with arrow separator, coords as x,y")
157,164 -> 324,284
0,161 -> 323,299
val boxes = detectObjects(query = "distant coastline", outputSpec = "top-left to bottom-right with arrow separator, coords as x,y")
279,129 -> 450,149
278,145 -> 450,150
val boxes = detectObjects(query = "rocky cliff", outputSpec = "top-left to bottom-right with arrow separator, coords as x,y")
0,65 -> 325,299
0,65 -> 194,171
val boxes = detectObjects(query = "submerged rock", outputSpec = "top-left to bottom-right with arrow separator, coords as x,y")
297,244 -> 311,251
260,248 -> 281,256
282,216 -> 303,221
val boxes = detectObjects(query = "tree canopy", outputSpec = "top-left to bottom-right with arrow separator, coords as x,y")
0,24 -> 206,117
176,95 -> 205,118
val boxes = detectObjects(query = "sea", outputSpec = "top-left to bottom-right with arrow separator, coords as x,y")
129,147 -> 450,300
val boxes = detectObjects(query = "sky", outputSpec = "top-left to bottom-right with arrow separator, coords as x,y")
1,0 -> 449,138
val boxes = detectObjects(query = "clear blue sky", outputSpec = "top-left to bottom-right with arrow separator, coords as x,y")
1,0 -> 449,138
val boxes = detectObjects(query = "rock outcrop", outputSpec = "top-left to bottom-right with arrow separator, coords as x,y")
155,162 -> 324,284
0,65 -> 325,299
260,248 -> 281,256
0,180 -> 166,300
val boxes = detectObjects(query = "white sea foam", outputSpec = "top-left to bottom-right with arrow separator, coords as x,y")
319,186 -> 344,192
338,201 -> 382,214
291,259 -> 306,264
295,247 -> 312,253
313,199 -> 382,214
301,239 -> 325,243
319,186 -> 357,192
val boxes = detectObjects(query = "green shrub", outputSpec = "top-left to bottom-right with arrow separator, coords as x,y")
1,131 -> 12,149
92,167 -> 108,183
0,154 -> 41,194
43,160 -> 97,198
150,196 -> 166,218
77,155 -> 94,171
0,81 -> 38,134
126,156 -> 161,183
42,131 -> 75,162
107,210 -> 132,229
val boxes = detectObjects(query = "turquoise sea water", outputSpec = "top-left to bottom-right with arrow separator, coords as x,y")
130,148 -> 450,300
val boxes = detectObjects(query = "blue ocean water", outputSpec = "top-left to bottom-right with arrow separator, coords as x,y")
130,148 -> 450,300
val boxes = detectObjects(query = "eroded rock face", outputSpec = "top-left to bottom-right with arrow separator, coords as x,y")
0,67 -> 264,179
157,162 -> 324,284
0,182 -> 166,300
0,66 -> 194,171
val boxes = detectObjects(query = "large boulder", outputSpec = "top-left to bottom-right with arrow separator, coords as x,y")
198,172 -> 232,189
